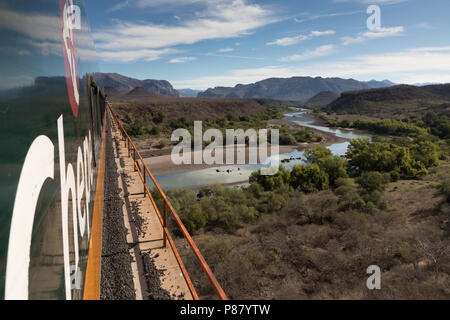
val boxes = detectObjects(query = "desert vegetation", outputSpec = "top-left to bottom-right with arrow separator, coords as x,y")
149,101 -> 450,299
123,94 -> 449,300
153,140 -> 449,299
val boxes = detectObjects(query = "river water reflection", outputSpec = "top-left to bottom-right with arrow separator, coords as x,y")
153,109 -> 369,190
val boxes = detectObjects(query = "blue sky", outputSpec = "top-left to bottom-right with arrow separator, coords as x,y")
85,0 -> 450,89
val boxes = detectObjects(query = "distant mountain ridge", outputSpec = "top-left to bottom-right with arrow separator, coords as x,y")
198,77 -> 395,101
364,79 -> 396,88
93,73 -> 180,97
178,88 -> 201,97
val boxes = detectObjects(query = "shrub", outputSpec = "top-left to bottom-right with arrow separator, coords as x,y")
290,164 -> 329,193
390,171 -> 400,182
317,156 -> 348,187
439,177 -> 450,203
352,119 -> 429,137
155,139 -> 169,149
339,193 -> 366,212
334,178 -> 358,196
362,191 -> 387,211
347,139 -> 428,177
411,141 -> 440,168
154,111 -> 166,124
279,133 -> 296,145
356,171 -> 390,193
305,145 -> 332,163
249,166 -> 290,191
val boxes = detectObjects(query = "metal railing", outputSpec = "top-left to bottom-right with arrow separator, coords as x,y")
107,103 -> 228,301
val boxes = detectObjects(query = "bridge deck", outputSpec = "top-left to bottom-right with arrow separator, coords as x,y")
107,115 -> 192,300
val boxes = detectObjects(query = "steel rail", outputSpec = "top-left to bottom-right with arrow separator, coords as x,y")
107,103 -> 228,300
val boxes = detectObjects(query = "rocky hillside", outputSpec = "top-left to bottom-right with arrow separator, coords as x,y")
327,84 -> 450,116
126,86 -> 161,98
93,73 -> 180,97
306,91 -> 340,106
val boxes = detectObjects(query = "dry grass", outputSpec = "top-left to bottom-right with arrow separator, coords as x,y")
175,167 -> 450,300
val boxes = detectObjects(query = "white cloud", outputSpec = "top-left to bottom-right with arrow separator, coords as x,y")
171,46 -> 450,89
267,30 -> 335,46
108,1 -> 131,12
0,8 -> 97,60
279,45 -> 336,62
364,26 -> 405,38
205,53 -> 264,60
267,35 -> 308,47
168,56 -> 197,63
294,10 -> 363,23
310,30 -> 336,37
341,35 -> 365,45
0,8 -> 60,42
218,48 -> 234,53
358,0 -> 408,4
341,26 -> 404,45
334,0 -> 407,4
109,0 -> 207,11
99,48 -> 179,63
135,0 -> 207,8
296,46 -> 450,83
95,0 -> 277,62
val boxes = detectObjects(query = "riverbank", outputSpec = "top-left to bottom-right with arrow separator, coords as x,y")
268,118 -> 347,147
144,144 -> 298,176
144,110 -> 350,176
144,123 -> 346,176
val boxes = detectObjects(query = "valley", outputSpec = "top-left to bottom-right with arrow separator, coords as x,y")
105,77 -> 450,300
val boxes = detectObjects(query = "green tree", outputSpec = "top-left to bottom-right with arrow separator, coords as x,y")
290,164 -> 329,193
304,145 -> 332,163
347,139 -> 428,177
411,140 -> 439,168
316,156 -> 348,188
249,166 -> 290,191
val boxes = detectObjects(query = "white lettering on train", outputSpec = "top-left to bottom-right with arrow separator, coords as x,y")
5,114 -> 94,300
62,0 -> 80,106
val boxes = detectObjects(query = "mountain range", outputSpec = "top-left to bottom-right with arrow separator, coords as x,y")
197,77 -> 395,101
92,72 -> 398,102
93,73 -> 181,97
177,88 -> 202,97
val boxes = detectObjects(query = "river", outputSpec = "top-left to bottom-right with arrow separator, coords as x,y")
152,109 -> 369,190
